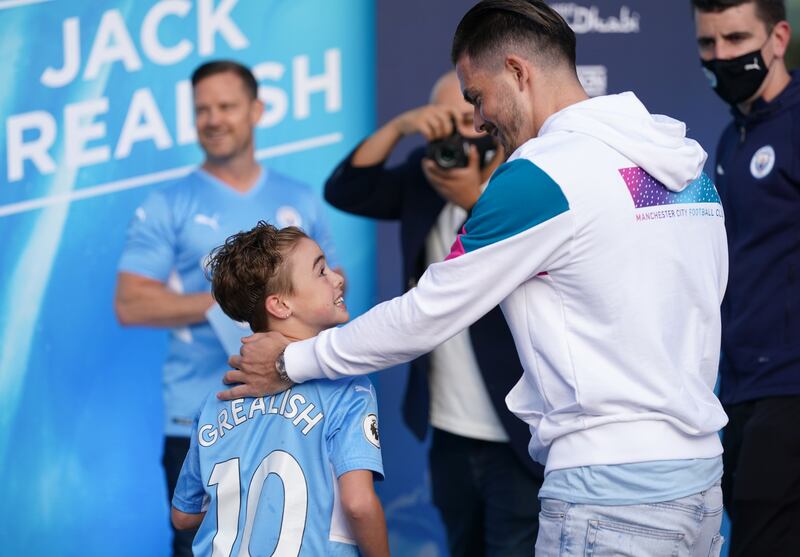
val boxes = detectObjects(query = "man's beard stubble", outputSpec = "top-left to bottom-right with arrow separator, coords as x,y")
495,88 -> 525,157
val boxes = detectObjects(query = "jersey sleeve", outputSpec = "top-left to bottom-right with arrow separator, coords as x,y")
285,158 -> 574,382
325,377 -> 384,480
117,189 -> 176,282
171,419 -> 206,514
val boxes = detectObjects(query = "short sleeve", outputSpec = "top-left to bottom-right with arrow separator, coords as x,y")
325,377 -> 384,480
171,419 -> 206,513
117,189 -> 177,281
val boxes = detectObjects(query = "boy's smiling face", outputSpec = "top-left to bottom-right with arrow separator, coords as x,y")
282,237 -> 348,336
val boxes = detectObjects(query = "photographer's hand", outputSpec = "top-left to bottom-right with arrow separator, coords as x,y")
352,104 -> 463,168
393,104 -> 464,141
422,145 -> 483,211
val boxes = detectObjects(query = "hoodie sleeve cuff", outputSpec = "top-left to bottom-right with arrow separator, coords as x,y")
284,337 -> 326,383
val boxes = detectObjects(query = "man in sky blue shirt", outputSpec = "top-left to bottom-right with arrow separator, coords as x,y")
114,60 -> 338,557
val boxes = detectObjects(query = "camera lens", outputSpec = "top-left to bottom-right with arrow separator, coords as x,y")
427,135 -> 470,169
435,146 -> 459,168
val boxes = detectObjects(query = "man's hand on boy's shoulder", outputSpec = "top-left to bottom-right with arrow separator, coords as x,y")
217,332 -> 292,400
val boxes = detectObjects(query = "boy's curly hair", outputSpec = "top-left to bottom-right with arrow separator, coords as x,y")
206,221 -> 308,332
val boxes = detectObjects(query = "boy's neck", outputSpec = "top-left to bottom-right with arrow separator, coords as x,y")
268,321 -> 325,342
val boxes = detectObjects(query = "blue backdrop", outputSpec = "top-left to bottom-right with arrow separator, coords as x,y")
0,1 -> 375,554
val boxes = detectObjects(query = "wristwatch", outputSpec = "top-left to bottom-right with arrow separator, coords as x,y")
275,349 -> 290,383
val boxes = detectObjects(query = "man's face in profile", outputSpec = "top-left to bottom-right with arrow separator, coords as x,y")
457,55 -> 525,156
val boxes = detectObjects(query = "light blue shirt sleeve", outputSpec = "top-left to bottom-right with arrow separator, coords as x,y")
325,377 -> 384,480
117,189 -> 176,282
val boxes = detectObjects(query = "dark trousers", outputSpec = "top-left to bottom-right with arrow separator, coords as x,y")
722,396 -> 800,557
163,436 -> 198,557
429,428 -> 542,557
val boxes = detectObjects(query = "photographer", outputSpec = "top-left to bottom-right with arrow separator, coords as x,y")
324,71 -> 543,557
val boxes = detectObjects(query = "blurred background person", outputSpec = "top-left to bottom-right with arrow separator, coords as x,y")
114,60 -> 338,557
324,70 -> 543,557
693,1 -> 800,555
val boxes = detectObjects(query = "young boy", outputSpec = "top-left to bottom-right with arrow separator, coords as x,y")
170,222 -> 389,557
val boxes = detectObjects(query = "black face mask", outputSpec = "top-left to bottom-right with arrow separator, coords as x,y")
701,45 -> 769,105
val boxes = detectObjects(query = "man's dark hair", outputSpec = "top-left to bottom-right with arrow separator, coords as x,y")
206,222 -> 308,332
191,59 -> 259,99
691,0 -> 786,29
451,0 -> 576,69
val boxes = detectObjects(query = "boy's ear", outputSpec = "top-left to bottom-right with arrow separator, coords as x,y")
265,295 -> 291,320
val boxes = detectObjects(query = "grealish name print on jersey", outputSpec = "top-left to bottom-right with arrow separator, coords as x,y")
198,389 -> 324,447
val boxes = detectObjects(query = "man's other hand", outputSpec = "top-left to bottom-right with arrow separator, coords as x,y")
217,332 -> 292,400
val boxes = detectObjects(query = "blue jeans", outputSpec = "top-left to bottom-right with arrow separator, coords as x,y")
535,484 -> 724,556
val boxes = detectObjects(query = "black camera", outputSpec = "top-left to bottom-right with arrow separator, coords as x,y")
426,121 -> 497,170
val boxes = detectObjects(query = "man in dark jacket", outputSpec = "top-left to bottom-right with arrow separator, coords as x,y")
324,71 -> 543,557
693,1 -> 800,555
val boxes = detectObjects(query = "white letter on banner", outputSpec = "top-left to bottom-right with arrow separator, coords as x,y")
65,98 -> 110,168
84,10 -> 143,81
141,0 -> 193,66
175,80 -> 197,145
6,111 -> 57,182
293,49 -> 342,120
253,62 -> 288,128
115,88 -> 174,159
41,17 -> 80,88
198,0 -> 248,56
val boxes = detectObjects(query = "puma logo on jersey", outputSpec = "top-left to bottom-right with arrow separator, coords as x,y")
354,384 -> 376,402
194,213 -> 220,230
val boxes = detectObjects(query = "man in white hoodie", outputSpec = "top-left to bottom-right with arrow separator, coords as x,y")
222,1 -> 729,554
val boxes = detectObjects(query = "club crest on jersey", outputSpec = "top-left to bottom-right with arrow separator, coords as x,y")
750,145 -> 775,179
363,414 -> 380,448
276,206 -> 303,228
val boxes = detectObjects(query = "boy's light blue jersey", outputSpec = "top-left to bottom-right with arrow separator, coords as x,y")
117,167 -> 337,436
172,376 -> 383,557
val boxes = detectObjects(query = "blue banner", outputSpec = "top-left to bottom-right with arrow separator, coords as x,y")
0,0 -> 375,554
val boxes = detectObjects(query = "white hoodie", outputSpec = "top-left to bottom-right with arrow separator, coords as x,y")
287,92 -> 729,472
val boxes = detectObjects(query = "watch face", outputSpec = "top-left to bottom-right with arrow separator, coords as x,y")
276,351 -> 289,381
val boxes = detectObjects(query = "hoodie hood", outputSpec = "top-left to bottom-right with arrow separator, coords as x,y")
537,92 -> 707,192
